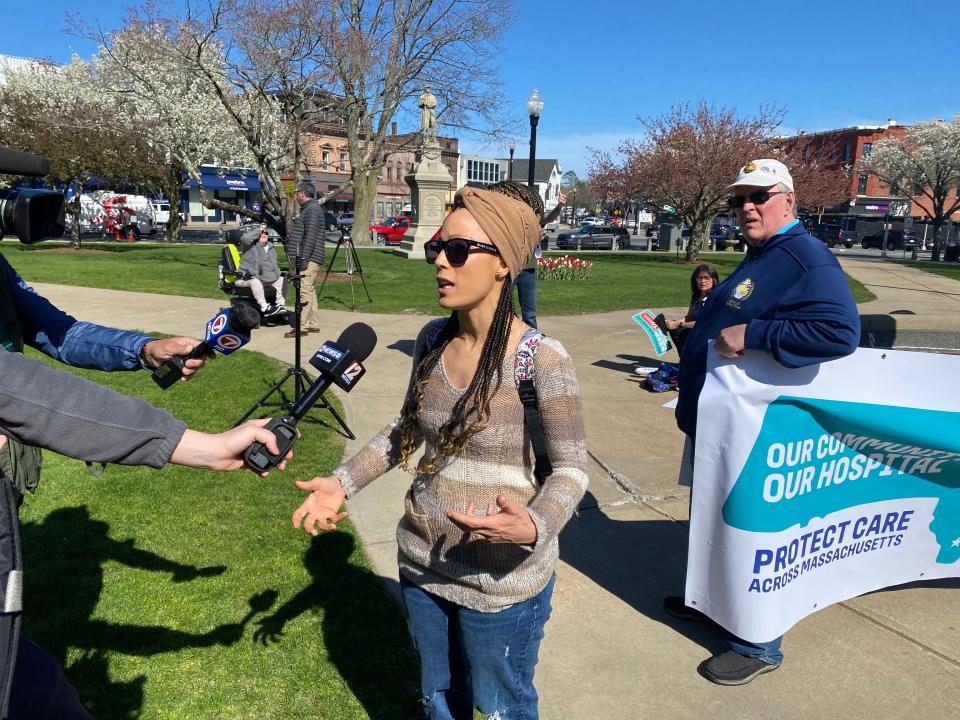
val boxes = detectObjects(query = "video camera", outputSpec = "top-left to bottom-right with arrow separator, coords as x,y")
0,147 -> 65,244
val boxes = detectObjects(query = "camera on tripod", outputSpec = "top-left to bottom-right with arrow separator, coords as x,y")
0,147 -> 65,244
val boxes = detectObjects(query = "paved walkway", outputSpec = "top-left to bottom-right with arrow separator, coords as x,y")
31,257 -> 960,719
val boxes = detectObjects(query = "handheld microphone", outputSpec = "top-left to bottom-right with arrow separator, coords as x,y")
243,322 -> 378,473
151,303 -> 261,389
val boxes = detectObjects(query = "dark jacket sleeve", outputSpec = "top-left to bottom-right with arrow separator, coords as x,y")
744,263 -> 861,368
0,349 -> 186,467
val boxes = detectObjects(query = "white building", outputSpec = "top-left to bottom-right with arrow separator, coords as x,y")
505,159 -> 563,214
455,155 -> 563,215
457,154 -> 508,189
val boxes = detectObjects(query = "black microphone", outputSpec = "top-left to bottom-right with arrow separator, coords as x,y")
0,147 -> 50,177
151,303 -> 261,389
243,322 -> 378,473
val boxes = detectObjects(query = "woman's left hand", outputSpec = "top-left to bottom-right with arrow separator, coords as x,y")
446,495 -> 537,544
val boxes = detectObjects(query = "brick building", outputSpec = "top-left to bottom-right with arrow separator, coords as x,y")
780,119 -> 960,233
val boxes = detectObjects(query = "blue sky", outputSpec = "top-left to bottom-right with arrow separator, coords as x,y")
7,0 -> 959,176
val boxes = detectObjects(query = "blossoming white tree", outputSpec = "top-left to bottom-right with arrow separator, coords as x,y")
91,22 -> 274,238
0,57 -> 167,247
862,117 -> 960,260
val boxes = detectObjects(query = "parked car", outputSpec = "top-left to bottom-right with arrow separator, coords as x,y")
861,230 -> 916,251
812,223 -> 856,249
580,216 -> 603,226
337,212 -> 354,228
369,216 -> 410,246
555,225 -> 616,250
710,223 -> 746,251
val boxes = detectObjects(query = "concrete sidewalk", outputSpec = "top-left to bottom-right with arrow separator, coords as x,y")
31,257 -> 960,719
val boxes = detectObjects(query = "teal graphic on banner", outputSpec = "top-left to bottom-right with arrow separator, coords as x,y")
722,396 -> 960,564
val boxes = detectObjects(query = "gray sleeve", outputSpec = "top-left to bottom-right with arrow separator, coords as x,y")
0,349 -> 187,468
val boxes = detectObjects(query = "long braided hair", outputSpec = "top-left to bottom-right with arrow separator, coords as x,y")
396,181 -> 543,474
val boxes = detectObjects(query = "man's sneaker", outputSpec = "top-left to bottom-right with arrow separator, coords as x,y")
702,651 -> 779,686
663,596 -> 712,623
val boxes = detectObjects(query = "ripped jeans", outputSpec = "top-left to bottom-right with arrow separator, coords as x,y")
400,574 -> 555,720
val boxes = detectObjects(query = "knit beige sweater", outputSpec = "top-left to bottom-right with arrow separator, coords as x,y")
335,318 -> 589,612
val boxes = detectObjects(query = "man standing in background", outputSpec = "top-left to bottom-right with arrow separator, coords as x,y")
285,182 -> 326,338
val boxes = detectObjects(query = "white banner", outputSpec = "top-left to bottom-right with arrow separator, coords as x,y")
687,347 -> 960,642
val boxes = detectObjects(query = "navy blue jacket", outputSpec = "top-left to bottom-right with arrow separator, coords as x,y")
0,255 -> 153,370
675,222 -> 861,437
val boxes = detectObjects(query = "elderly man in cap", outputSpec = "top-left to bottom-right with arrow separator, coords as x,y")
665,159 -> 861,685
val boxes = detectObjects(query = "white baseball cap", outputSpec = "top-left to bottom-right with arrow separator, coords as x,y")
728,159 -> 794,192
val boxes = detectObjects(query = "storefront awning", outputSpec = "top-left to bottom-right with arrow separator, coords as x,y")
848,197 -> 911,217
184,171 -> 261,192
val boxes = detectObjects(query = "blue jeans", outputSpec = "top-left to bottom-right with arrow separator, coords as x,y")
727,633 -> 783,665
400,574 -> 555,720
513,269 -> 537,328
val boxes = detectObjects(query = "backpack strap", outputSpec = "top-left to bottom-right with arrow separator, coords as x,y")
515,329 -> 553,486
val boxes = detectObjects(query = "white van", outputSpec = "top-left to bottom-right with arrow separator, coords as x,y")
78,192 -> 157,240
151,201 -> 171,226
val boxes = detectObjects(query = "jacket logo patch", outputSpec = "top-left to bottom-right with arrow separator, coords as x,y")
726,278 -> 755,310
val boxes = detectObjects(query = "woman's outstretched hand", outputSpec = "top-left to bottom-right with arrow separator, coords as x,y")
292,476 -> 348,535
446,495 -> 537,545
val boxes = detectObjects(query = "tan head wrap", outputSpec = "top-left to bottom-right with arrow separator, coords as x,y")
453,186 -> 541,279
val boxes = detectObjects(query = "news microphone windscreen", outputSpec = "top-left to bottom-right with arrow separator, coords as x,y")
229,302 -> 261,332
0,147 -> 50,177
336,322 -> 378,362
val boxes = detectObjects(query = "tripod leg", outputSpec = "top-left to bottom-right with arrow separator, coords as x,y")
317,239 -> 343,296
346,241 -> 357,312
349,241 -> 373,303
317,393 -> 356,440
235,368 -> 300,424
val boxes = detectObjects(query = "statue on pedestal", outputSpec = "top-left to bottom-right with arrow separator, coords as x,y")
395,87 -> 452,260
417,87 -> 438,142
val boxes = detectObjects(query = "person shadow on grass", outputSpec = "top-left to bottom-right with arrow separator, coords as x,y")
253,531 -> 420,720
21,506 -> 277,720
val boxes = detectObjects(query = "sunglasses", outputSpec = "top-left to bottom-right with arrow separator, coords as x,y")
727,190 -> 788,210
425,237 -> 499,266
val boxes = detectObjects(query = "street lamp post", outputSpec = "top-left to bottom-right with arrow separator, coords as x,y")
508,139 -> 516,181
526,88 -> 543,191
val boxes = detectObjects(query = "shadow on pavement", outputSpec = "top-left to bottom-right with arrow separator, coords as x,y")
559,492 -> 724,656
388,339 -> 416,357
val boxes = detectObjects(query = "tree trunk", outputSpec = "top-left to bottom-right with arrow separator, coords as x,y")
685,222 -> 707,261
69,194 -> 82,250
931,217 -> 944,262
164,167 -> 183,243
350,169 -> 378,246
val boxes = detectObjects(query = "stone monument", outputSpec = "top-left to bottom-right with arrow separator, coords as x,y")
394,87 -> 452,260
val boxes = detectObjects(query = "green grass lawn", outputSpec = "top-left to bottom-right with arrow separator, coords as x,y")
1,240 -> 875,312
894,259 -> 960,282
19,347 -> 419,719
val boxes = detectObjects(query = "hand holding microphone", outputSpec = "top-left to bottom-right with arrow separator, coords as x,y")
141,337 -> 211,380
243,322 -> 378,473
152,303 -> 261,389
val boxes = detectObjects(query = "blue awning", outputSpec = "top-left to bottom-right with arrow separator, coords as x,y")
184,171 -> 261,192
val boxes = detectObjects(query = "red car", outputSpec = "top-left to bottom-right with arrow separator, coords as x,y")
369,216 -> 410,246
